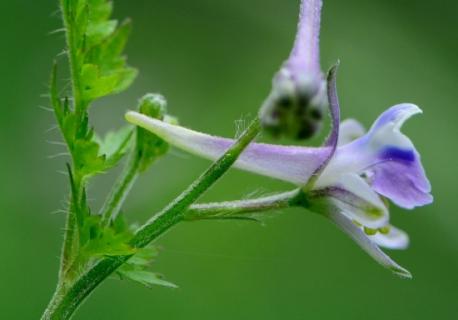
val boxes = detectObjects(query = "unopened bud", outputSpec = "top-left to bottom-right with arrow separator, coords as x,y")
260,70 -> 327,140
138,93 -> 167,119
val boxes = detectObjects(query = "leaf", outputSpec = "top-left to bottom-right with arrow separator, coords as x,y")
118,269 -> 178,289
114,239 -> 175,289
87,19 -> 132,72
81,64 -> 138,102
95,126 -> 133,165
80,215 -> 137,257
88,0 -> 113,23
86,20 -> 118,48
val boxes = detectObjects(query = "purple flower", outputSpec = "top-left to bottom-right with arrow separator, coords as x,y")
125,0 -> 433,277
126,103 -> 432,277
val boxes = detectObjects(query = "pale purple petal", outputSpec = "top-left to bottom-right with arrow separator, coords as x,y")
287,0 -> 323,77
327,210 -> 412,278
125,112 -> 330,185
318,104 -> 433,209
372,148 -> 432,209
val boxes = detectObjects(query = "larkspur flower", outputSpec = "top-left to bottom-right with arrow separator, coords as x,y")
125,0 -> 432,277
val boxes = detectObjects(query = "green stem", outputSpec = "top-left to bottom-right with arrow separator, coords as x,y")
42,118 -> 261,320
100,154 -> 140,227
57,0 -> 88,281
185,189 -> 303,220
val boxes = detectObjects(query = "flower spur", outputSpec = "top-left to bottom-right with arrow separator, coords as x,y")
125,0 -> 432,277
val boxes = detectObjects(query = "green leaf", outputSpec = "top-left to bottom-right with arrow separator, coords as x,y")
87,19 -> 132,72
118,269 -> 178,289
86,20 -> 118,48
81,64 -> 137,102
88,0 -> 113,22
95,126 -> 133,165
80,215 -> 137,257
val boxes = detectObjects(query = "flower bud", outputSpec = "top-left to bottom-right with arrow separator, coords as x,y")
259,70 -> 327,140
138,93 -> 167,120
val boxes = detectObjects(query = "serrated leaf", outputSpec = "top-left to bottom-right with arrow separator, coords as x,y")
95,126 -> 133,163
128,246 -> 159,267
81,64 -> 137,102
86,20 -> 118,48
86,19 -> 132,72
73,139 -> 106,175
118,269 -> 178,289
80,215 -> 137,257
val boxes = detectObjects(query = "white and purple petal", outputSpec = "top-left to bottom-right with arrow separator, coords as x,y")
338,119 -> 365,146
310,173 -> 388,228
369,225 -> 409,250
125,112 -> 330,185
326,210 -> 412,278
318,104 -> 432,209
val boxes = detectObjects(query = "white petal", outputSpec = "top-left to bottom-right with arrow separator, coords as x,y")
338,119 -> 365,146
369,225 -> 409,250
125,111 -> 329,185
323,174 -> 389,228
327,211 -> 412,278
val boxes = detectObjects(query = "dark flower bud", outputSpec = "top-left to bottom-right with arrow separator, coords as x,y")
259,70 -> 327,140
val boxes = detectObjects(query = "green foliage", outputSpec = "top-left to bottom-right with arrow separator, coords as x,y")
80,215 -> 136,257
64,0 -> 137,105
51,0 -> 139,179
117,246 -> 178,289
50,0 -> 171,290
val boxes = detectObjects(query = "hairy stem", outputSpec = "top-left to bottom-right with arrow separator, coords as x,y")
99,153 -> 140,227
42,118 -> 261,320
185,189 -> 303,220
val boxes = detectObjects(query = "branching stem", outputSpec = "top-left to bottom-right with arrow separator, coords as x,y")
42,118 -> 261,319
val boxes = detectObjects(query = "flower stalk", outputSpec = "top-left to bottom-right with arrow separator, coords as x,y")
42,118 -> 261,319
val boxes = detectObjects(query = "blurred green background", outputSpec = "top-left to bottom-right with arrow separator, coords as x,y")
1,0 -> 457,319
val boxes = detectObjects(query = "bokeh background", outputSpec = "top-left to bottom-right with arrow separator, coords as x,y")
1,0 -> 457,319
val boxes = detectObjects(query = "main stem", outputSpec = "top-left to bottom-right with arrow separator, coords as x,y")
42,118 -> 261,319
58,0 -> 88,281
